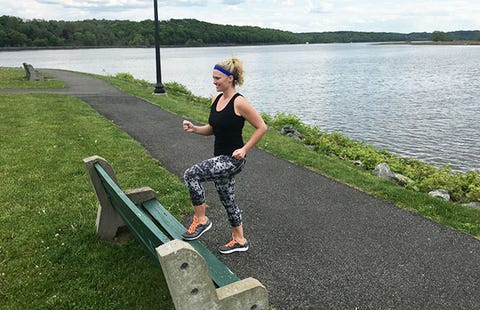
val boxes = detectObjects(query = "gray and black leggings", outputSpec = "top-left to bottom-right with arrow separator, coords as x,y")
183,155 -> 246,227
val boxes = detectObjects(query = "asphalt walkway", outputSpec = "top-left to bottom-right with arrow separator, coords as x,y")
6,69 -> 480,309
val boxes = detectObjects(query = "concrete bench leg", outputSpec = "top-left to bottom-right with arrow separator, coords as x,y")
22,62 -> 44,81
156,240 -> 269,310
83,155 -> 125,240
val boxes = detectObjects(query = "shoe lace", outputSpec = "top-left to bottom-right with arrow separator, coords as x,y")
225,238 -> 237,248
187,216 -> 199,234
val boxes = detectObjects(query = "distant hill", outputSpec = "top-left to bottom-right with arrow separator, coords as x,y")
1,15 -> 479,48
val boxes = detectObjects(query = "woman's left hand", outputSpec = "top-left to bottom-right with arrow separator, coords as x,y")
232,148 -> 246,160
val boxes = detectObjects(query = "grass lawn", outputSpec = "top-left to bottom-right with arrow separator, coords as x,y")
0,91 -> 192,308
0,67 -> 66,89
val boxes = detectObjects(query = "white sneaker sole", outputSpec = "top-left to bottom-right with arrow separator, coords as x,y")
219,244 -> 249,254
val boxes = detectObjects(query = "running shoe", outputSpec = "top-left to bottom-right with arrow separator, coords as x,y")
219,238 -> 249,254
181,216 -> 212,241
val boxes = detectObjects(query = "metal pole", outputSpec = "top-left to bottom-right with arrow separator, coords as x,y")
153,0 -> 166,94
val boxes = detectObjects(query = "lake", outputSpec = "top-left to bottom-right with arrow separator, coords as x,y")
1,43 -> 479,172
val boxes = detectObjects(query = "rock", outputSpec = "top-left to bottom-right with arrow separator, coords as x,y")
281,125 -> 302,141
373,163 -> 413,186
462,202 -> 480,209
373,163 -> 396,179
428,189 -> 450,201
352,160 -> 363,167
393,173 -> 413,186
280,125 -> 295,135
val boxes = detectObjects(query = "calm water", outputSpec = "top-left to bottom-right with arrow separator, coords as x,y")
2,44 -> 479,172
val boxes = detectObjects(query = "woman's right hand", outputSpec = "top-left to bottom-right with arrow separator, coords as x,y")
183,120 -> 195,133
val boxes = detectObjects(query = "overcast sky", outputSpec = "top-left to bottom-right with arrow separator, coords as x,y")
2,0 -> 480,33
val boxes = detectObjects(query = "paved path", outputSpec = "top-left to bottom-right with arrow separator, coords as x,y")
5,69 -> 480,309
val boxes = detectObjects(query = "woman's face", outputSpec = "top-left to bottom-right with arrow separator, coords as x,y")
213,70 -> 233,92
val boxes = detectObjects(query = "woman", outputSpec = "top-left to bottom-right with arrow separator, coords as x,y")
181,57 -> 267,254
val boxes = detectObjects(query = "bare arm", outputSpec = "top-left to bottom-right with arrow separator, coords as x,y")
183,120 -> 213,136
232,97 -> 268,159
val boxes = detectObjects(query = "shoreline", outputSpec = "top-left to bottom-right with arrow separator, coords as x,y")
3,40 -> 480,52
0,42 -> 298,52
378,40 -> 480,45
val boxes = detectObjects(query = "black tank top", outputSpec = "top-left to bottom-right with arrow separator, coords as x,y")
209,93 -> 245,156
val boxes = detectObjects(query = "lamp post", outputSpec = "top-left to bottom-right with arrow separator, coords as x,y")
153,0 -> 166,94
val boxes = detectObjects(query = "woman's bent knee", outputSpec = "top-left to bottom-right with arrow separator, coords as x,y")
184,166 -> 197,182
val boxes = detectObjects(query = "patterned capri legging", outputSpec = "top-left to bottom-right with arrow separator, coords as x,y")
183,155 -> 246,227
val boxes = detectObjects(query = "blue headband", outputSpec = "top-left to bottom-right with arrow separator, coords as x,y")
214,65 -> 234,77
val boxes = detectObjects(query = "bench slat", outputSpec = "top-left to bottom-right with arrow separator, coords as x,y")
95,164 -> 171,263
143,199 -> 240,287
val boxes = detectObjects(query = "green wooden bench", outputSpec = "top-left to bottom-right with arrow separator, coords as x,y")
83,155 -> 268,309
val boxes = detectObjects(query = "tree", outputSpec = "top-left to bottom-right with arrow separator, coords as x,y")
431,31 -> 448,42
0,15 -> 478,48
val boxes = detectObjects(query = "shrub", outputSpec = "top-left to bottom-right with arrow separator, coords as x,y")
263,113 -> 480,203
114,72 -> 152,88
165,82 -> 210,106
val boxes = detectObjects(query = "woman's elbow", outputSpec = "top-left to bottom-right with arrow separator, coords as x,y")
259,123 -> 268,135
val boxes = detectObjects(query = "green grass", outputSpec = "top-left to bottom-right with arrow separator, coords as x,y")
0,67 -> 66,89
0,92 -> 192,309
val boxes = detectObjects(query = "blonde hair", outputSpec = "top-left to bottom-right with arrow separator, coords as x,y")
215,57 -> 245,86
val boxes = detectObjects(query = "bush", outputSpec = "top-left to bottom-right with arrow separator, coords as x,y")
165,82 -> 210,106
263,113 -> 480,203
114,72 -> 152,88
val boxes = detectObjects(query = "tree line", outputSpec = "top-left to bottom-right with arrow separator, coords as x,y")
1,15 -> 479,48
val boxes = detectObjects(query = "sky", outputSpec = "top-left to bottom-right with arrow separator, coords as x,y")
2,0 -> 480,33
